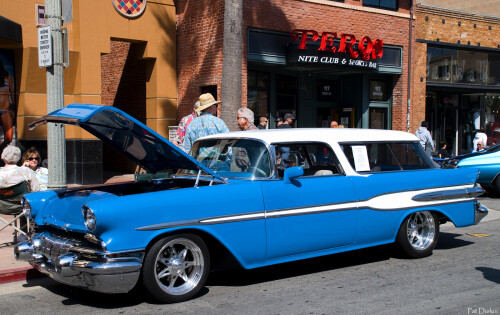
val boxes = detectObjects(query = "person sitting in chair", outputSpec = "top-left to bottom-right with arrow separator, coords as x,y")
0,146 -> 40,192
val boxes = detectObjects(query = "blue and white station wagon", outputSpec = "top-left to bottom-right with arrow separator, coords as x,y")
15,104 -> 488,303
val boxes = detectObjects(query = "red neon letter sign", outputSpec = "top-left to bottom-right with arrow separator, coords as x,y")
291,29 -> 319,50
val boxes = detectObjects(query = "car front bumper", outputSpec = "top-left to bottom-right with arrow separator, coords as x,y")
14,232 -> 143,294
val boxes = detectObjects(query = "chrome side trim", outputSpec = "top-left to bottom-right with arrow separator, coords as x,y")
136,184 -> 478,231
136,212 -> 265,231
412,186 -> 483,201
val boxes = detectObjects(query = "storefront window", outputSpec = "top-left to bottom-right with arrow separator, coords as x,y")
485,94 -> 500,146
247,70 -> 269,119
427,47 -> 500,86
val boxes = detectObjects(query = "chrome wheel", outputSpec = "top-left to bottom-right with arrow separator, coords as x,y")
154,238 -> 205,296
406,211 -> 435,251
143,234 -> 209,303
397,211 -> 439,258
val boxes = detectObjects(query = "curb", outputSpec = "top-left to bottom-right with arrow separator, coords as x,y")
0,267 -> 43,284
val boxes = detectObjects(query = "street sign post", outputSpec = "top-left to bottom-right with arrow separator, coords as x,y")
38,25 -> 52,67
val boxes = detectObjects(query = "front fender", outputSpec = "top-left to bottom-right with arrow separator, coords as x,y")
86,181 -> 267,269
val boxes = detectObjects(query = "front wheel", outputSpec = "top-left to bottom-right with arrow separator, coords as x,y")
142,234 -> 210,303
396,211 -> 439,258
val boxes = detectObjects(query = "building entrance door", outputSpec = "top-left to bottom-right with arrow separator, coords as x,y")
426,93 -> 458,156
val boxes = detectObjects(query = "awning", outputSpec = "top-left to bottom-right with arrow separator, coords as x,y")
0,16 -> 22,43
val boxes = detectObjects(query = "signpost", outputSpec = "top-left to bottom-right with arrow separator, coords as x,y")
45,0 -> 67,189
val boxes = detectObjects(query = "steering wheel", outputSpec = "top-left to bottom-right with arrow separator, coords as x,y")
248,166 -> 267,177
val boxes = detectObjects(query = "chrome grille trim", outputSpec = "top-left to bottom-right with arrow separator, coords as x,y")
32,232 -> 101,261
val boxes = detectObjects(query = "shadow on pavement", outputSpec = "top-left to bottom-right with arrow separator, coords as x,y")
435,232 -> 474,250
207,245 -> 398,287
476,267 -> 500,284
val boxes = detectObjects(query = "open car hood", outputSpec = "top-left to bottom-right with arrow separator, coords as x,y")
29,104 -> 221,179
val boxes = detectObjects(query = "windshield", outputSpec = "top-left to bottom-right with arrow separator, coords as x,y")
179,139 -> 272,179
485,142 -> 500,153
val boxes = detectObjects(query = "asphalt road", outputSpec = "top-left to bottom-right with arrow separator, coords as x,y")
0,197 -> 499,315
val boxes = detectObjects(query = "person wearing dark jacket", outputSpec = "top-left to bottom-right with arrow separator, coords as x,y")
277,113 -> 294,128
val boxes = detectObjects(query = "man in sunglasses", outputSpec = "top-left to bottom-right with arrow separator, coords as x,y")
257,116 -> 268,130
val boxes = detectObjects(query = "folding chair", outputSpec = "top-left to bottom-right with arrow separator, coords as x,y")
0,181 -> 30,243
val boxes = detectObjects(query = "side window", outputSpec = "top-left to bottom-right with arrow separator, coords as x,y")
274,142 -> 342,178
341,142 -> 435,172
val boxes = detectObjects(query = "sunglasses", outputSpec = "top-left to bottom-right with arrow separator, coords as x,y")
26,157 -> 39,161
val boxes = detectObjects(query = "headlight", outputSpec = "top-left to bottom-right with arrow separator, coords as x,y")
82,206 -> 97,232
22,198 -> 31,217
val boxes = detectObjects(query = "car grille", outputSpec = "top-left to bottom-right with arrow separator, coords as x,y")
33,232 -> 85,261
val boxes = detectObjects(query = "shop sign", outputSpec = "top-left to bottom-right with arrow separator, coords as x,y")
112,0 -> 147,18
288,30 -> 383,69
317,80 -> 337,101
290,29 -> 384,60
369,80 -> 387,101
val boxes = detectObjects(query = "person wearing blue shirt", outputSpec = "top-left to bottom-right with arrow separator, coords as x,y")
183,93 -> 229,152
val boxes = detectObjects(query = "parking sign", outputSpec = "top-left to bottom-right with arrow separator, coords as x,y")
38,26 -> 52,67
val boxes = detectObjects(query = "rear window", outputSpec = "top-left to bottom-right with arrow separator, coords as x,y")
340,142 -> 436,172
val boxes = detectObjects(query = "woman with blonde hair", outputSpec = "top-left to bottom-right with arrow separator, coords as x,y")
22,147 -> 48,191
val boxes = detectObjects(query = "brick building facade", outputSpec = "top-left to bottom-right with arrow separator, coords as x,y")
177,0 -> 414,132
414,4 -> 500,155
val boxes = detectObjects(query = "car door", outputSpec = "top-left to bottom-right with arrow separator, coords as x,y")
262,142 -> 357,259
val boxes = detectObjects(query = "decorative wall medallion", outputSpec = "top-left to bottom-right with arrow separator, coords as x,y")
112,0 -> 147,18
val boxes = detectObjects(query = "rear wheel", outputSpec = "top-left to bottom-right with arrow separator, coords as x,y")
491,175 -> 500,195
142,234 -> 210,303
397,211 -> 439,258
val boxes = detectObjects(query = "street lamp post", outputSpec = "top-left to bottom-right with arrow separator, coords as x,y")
45,0 -> 66,189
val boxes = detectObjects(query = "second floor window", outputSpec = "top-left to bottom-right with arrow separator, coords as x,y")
363,0 -> 397,10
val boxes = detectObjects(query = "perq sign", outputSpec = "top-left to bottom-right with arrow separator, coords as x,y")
38,26 -> 52,67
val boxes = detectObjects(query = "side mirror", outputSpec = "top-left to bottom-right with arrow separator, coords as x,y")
283,166 -> 304,184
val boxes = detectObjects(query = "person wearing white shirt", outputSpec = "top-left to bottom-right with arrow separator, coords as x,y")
0,146 -> 40,192
473,127 -> 488,152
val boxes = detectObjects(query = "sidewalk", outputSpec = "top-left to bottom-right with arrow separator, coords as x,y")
0,175 -> 134,284
0,213 -> 36,283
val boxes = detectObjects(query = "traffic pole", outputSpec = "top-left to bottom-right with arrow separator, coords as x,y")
45,0 -> 66,189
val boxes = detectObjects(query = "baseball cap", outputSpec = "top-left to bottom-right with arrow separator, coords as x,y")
284,113 -> 295,120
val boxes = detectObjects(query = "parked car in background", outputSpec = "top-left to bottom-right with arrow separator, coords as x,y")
444,142 -> 500,195
15,104 -> 488,303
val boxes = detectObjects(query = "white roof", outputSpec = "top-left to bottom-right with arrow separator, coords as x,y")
200,128 -> 418,144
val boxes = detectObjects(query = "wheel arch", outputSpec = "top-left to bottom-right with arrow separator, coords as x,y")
144,228 -> 243,271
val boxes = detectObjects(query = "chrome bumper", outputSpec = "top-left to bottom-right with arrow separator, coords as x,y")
474,204 -> 488,225
14,232 -> 143,294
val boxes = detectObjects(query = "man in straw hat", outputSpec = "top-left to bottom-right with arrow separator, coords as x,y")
183,93 -> 229,152
172,100 -> 201,147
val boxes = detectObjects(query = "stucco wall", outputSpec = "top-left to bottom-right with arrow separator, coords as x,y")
2,0 -> 177,140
